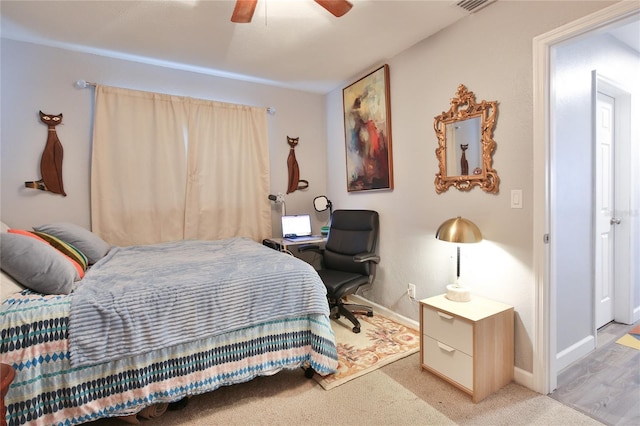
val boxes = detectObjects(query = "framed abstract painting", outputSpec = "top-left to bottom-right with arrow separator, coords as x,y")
342,64 -> 393,192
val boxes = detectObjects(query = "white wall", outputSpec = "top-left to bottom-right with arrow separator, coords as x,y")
0,39 -> 328,236
325,0 -> 614,373
553,32 -> 640,356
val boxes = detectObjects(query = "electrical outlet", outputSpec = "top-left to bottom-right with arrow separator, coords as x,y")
407,283 -> 416,299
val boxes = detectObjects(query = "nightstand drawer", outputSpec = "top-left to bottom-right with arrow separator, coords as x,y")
422,306 -> 473,355
422,335 -> 473,390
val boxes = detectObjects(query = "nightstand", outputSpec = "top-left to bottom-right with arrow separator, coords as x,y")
419,294 -> 514,403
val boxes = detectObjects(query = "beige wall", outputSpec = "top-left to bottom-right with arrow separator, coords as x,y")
324,0 -> 615,374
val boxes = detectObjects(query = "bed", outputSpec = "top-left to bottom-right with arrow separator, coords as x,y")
0,222 -> 338,426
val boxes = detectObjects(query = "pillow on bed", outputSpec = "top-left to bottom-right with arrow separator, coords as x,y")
7,229 -> 84,279
32,231 -> 88,272
1,223 -> 23,299
33,222 -> 112,264
0,232 -> 77,295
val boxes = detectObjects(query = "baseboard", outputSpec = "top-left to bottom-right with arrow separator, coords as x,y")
347,294 -> 419,330
555,335 -> 595,372
514,367 -> 535,390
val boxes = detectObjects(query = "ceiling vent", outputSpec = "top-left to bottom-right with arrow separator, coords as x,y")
456,0 -> 496,13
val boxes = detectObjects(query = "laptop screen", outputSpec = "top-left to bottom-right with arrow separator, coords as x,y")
281,214 -> 312,238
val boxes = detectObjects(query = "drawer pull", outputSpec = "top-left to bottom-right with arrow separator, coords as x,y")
437,311 -> 454,320
437,342 -> 455,353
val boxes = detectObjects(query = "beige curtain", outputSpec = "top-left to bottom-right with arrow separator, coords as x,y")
91,86 -> 188,245
91,85 -> 271,246
184,98 -> 270,241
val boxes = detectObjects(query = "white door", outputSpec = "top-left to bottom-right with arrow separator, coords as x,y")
594,91 -> 615,329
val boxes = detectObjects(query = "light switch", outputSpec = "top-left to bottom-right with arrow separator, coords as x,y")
511,189 -> 523,209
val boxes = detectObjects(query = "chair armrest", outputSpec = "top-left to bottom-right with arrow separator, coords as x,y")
353,252 -> 380,264
297,244 -> 322,254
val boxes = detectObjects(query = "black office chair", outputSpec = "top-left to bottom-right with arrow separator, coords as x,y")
300,210 -> 380,333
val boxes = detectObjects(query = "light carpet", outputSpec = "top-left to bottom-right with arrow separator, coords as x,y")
92,301 -> 602,426
615,324 -> 640,350
94,352 -> 602,426
314,311 -> 420,390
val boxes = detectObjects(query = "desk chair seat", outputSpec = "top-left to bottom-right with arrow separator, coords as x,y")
300,209 -> 380,333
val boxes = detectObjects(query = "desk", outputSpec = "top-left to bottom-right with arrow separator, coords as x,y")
267,236 -> 325,252
263,237 -> 326,268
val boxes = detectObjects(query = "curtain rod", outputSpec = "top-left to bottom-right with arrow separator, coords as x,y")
73,80 -> 276,115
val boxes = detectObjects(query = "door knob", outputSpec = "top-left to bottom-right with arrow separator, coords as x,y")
610,218 -> 621,225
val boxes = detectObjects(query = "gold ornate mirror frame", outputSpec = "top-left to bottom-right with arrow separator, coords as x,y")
434,84 -> 499,193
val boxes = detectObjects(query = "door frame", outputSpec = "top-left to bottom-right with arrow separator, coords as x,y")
532,1 -> 640,394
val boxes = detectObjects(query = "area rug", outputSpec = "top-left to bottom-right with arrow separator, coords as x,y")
314,312 -> 420,390
615,324 -> 640,350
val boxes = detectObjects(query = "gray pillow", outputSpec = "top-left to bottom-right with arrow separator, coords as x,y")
0,233 -> 77,295
33,222 -> 112,264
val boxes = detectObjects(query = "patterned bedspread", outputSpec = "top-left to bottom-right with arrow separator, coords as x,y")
1,291 -> 337,426
70,238 -> 330,366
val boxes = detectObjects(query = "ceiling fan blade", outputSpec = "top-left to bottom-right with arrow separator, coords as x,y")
314,0 -> 353,18
231,0 -> 258,23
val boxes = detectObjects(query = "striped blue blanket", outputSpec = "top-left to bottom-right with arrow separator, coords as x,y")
70,237 -> 330,367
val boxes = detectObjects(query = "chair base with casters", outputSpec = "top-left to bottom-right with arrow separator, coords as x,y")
329,297 -> 373,333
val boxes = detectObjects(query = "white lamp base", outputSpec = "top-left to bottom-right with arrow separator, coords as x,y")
445,284 -> 471,302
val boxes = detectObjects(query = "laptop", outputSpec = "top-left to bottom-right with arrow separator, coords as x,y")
281,214 -> 320,242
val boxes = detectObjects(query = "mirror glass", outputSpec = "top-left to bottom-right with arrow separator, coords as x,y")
434,85 -> 499,193
445,116 -> 482,177
313,195 -> 330,212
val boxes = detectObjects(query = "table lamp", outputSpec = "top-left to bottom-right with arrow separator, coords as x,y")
313,195 -> 333,235
435,216 -> 483,302
268,193 -> 286,216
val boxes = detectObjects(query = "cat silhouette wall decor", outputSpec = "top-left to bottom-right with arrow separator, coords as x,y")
25,111 -> 67,196
460,143 -> 469,176
286,136 -> 309,193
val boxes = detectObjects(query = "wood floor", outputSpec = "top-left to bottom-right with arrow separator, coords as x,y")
550,321 -> 640,426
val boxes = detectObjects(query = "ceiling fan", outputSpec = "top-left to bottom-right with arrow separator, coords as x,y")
231,0 -> 353,23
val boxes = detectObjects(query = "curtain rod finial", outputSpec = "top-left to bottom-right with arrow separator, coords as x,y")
74,80 -> 96,89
